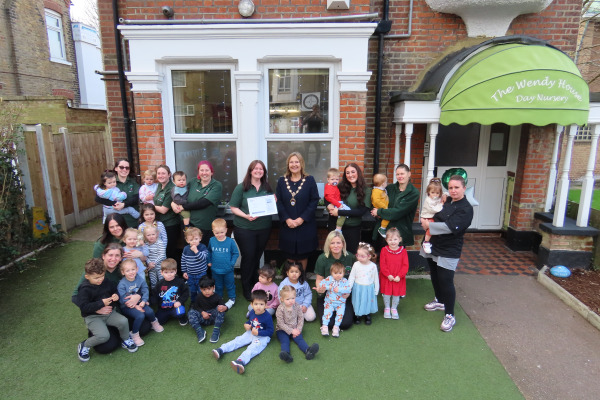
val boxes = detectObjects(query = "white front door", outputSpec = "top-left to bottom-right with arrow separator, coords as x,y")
431,123 -> 520,229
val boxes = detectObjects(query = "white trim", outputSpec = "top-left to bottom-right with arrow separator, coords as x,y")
45,9 -> 68,63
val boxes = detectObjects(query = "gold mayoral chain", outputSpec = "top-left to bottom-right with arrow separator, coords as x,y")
285,177 -> 305,206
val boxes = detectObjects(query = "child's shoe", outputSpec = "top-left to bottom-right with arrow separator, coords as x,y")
212,348 -> 223,360
332,326 -> 340,338
225,299 -> 235,310
231,359 -> 245,374
77,341 -> 90,362
305,343 -> 319,360
151,319 -> 164,332
179,316 -> 188,326
196,327 -> 207,343
320,325 -> 329,336
383,308 -> 391,319
121,337 -> 138,353
353,315 -> 361,325
378,227 -> 387,238
422,241 -> 432,254
365,315 -> 372,325
210,328 -> 220,343
391,308 -> 399,320
130,331 -> 145,346
279,351 -> 293,363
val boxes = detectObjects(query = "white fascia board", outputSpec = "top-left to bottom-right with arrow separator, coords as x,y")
393,100 -> 441,124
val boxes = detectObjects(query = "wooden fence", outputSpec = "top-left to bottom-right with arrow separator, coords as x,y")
20,124 -> 112,231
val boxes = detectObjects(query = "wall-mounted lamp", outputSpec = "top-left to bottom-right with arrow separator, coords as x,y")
238,0 -> 255,17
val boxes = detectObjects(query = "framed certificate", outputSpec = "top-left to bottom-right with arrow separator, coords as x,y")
247,194 -> 277,217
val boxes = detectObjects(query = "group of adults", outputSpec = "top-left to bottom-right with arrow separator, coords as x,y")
79,152 -> 473,352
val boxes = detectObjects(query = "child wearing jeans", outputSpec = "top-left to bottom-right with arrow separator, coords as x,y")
319,262 -> 351,337
372,173 -> 390,238
212,290 -> 273,375
94,171 -> 140,223
139,169 -> 158,205
421,177 -> 446,254
247,264 -> 280,317
76,258 -> 137,362
154,259 -> 190,326
189,276 -> 228,344
208,218 -> 239,310
171,171 -> 191,231
117,259 -> 164,346
276,285 -> 319,363
324,168 -> 350,231
181,227 -> 209,303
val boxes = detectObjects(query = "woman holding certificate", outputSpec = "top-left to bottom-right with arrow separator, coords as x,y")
275,152 -> 320,272
229,160 -> 274,301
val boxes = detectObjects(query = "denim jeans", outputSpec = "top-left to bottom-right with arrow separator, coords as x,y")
219,330 -> 270,365
186,273 -> 205,303
120,304 -> 156,333
276,330 -> 308,354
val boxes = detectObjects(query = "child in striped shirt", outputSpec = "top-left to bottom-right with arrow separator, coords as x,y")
182,227 -> 209,303
144,225 -> 166,290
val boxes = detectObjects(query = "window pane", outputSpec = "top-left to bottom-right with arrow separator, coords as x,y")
47,30 -> 64,59
174,141 -> 237,202
267,141 -> 331,189
45,15 -> 60,28
269,69 -> 329,134
436,123 -> 480,166
172,70 -> 232,134
487,123 -> 509,166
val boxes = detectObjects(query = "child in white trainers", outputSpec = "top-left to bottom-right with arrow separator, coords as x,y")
276,285 -> 319,362
420,178 -> 446,254
319,262 -> 351,337
247,264 -> 280,317
379,228 -> 409,320
117,259 -> 164,346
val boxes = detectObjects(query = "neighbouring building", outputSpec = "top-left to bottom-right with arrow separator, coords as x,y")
98,0 -> 600,268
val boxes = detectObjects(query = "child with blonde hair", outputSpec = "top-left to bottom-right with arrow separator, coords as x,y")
139,169 -> 158,205
379,228 -> 409,319
372,173 -> 390,238
421,177 -> 446,254
319,262 -> 351,337
324,167 -> 350,231
122,228 -> 148,278
208,218 -> 239,309
276,285 -> 319,363
349,242 -> 379,325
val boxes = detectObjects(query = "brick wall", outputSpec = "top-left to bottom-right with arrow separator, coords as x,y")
134,92 -> 165,171
0,0 -> 80,105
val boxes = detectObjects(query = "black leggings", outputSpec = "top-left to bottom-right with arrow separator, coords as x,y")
427,258 -> 456,316
234,226 -> 271,300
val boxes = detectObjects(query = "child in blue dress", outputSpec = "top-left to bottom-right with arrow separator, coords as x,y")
348,242 -> 379,325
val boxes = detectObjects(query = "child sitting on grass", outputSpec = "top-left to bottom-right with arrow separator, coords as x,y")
247,264 -> 280,317
154,258 -> 190,326
212,290 -> 273,374
189,276 -> 228,344
319,262 -> 351,338
117,259 -> 164,346
276,285 -> 319,363
76,258 -> 137,362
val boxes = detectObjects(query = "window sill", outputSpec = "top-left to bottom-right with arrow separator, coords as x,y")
49,57 -> 72,66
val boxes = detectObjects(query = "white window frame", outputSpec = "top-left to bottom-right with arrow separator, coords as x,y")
45,9 -> 70,65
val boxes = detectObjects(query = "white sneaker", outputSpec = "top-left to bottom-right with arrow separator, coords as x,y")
225,299 -> 235,310
424,298 -> 445,311
440,314 -> 456,332
422,242 -> 432,254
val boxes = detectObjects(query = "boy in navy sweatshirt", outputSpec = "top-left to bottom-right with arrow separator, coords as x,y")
212,290 -> 273,374
76,259 -> 137,362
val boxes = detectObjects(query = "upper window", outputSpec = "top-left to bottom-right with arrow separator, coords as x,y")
575,125 -> 593,142
45,10 -> 68,63
172,70 -> 232,134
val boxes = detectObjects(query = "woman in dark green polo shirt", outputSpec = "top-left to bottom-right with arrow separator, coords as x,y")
94,158 -> 140,228
153,164 -> 181,261
229,160 -> 273,301
178,160 -> 223,246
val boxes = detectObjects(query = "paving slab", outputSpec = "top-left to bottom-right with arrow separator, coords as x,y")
456,274 -> 600,400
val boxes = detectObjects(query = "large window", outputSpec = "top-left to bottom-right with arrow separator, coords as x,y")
267,68 -> 332,187
45,10 -> 68,63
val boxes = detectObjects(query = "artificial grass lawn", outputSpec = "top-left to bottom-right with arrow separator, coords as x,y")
568,188 -> 600,210
0,241 -> 523,400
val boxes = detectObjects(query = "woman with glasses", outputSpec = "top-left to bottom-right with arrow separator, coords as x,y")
95,158 -> 140,228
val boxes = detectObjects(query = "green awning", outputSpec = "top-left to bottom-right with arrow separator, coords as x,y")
440,44 -> 589,126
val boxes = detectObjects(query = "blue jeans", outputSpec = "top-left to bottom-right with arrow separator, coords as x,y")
276,330 -> 308,354
120,304 -> 156,333
213,272 -> 236,301
188,308 -> 225,331
219,330 -> 270,365
186,273 -> 205,303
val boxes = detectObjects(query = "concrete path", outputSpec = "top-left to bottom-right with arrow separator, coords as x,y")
456,274 -> 600,400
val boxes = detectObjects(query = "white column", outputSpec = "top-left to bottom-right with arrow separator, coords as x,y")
544,125 -> 563,212
427,123 -> 438,182
233,71 -> 262,179
553,124 -> 577,227
577,124 -> 600,226
403,123 -> 413,168
393,124 -> 401,177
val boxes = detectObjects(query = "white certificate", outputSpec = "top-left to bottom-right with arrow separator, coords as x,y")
247,194 -> 278,217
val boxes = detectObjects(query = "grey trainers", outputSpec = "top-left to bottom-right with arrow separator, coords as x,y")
424,298 -> 445,311
121,338 -> 138,353
224,299 -> 235,310
78,341 -> 90,362
440,314 -> 456,332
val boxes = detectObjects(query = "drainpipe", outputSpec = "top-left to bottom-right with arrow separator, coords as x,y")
112,0 -> 134,166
